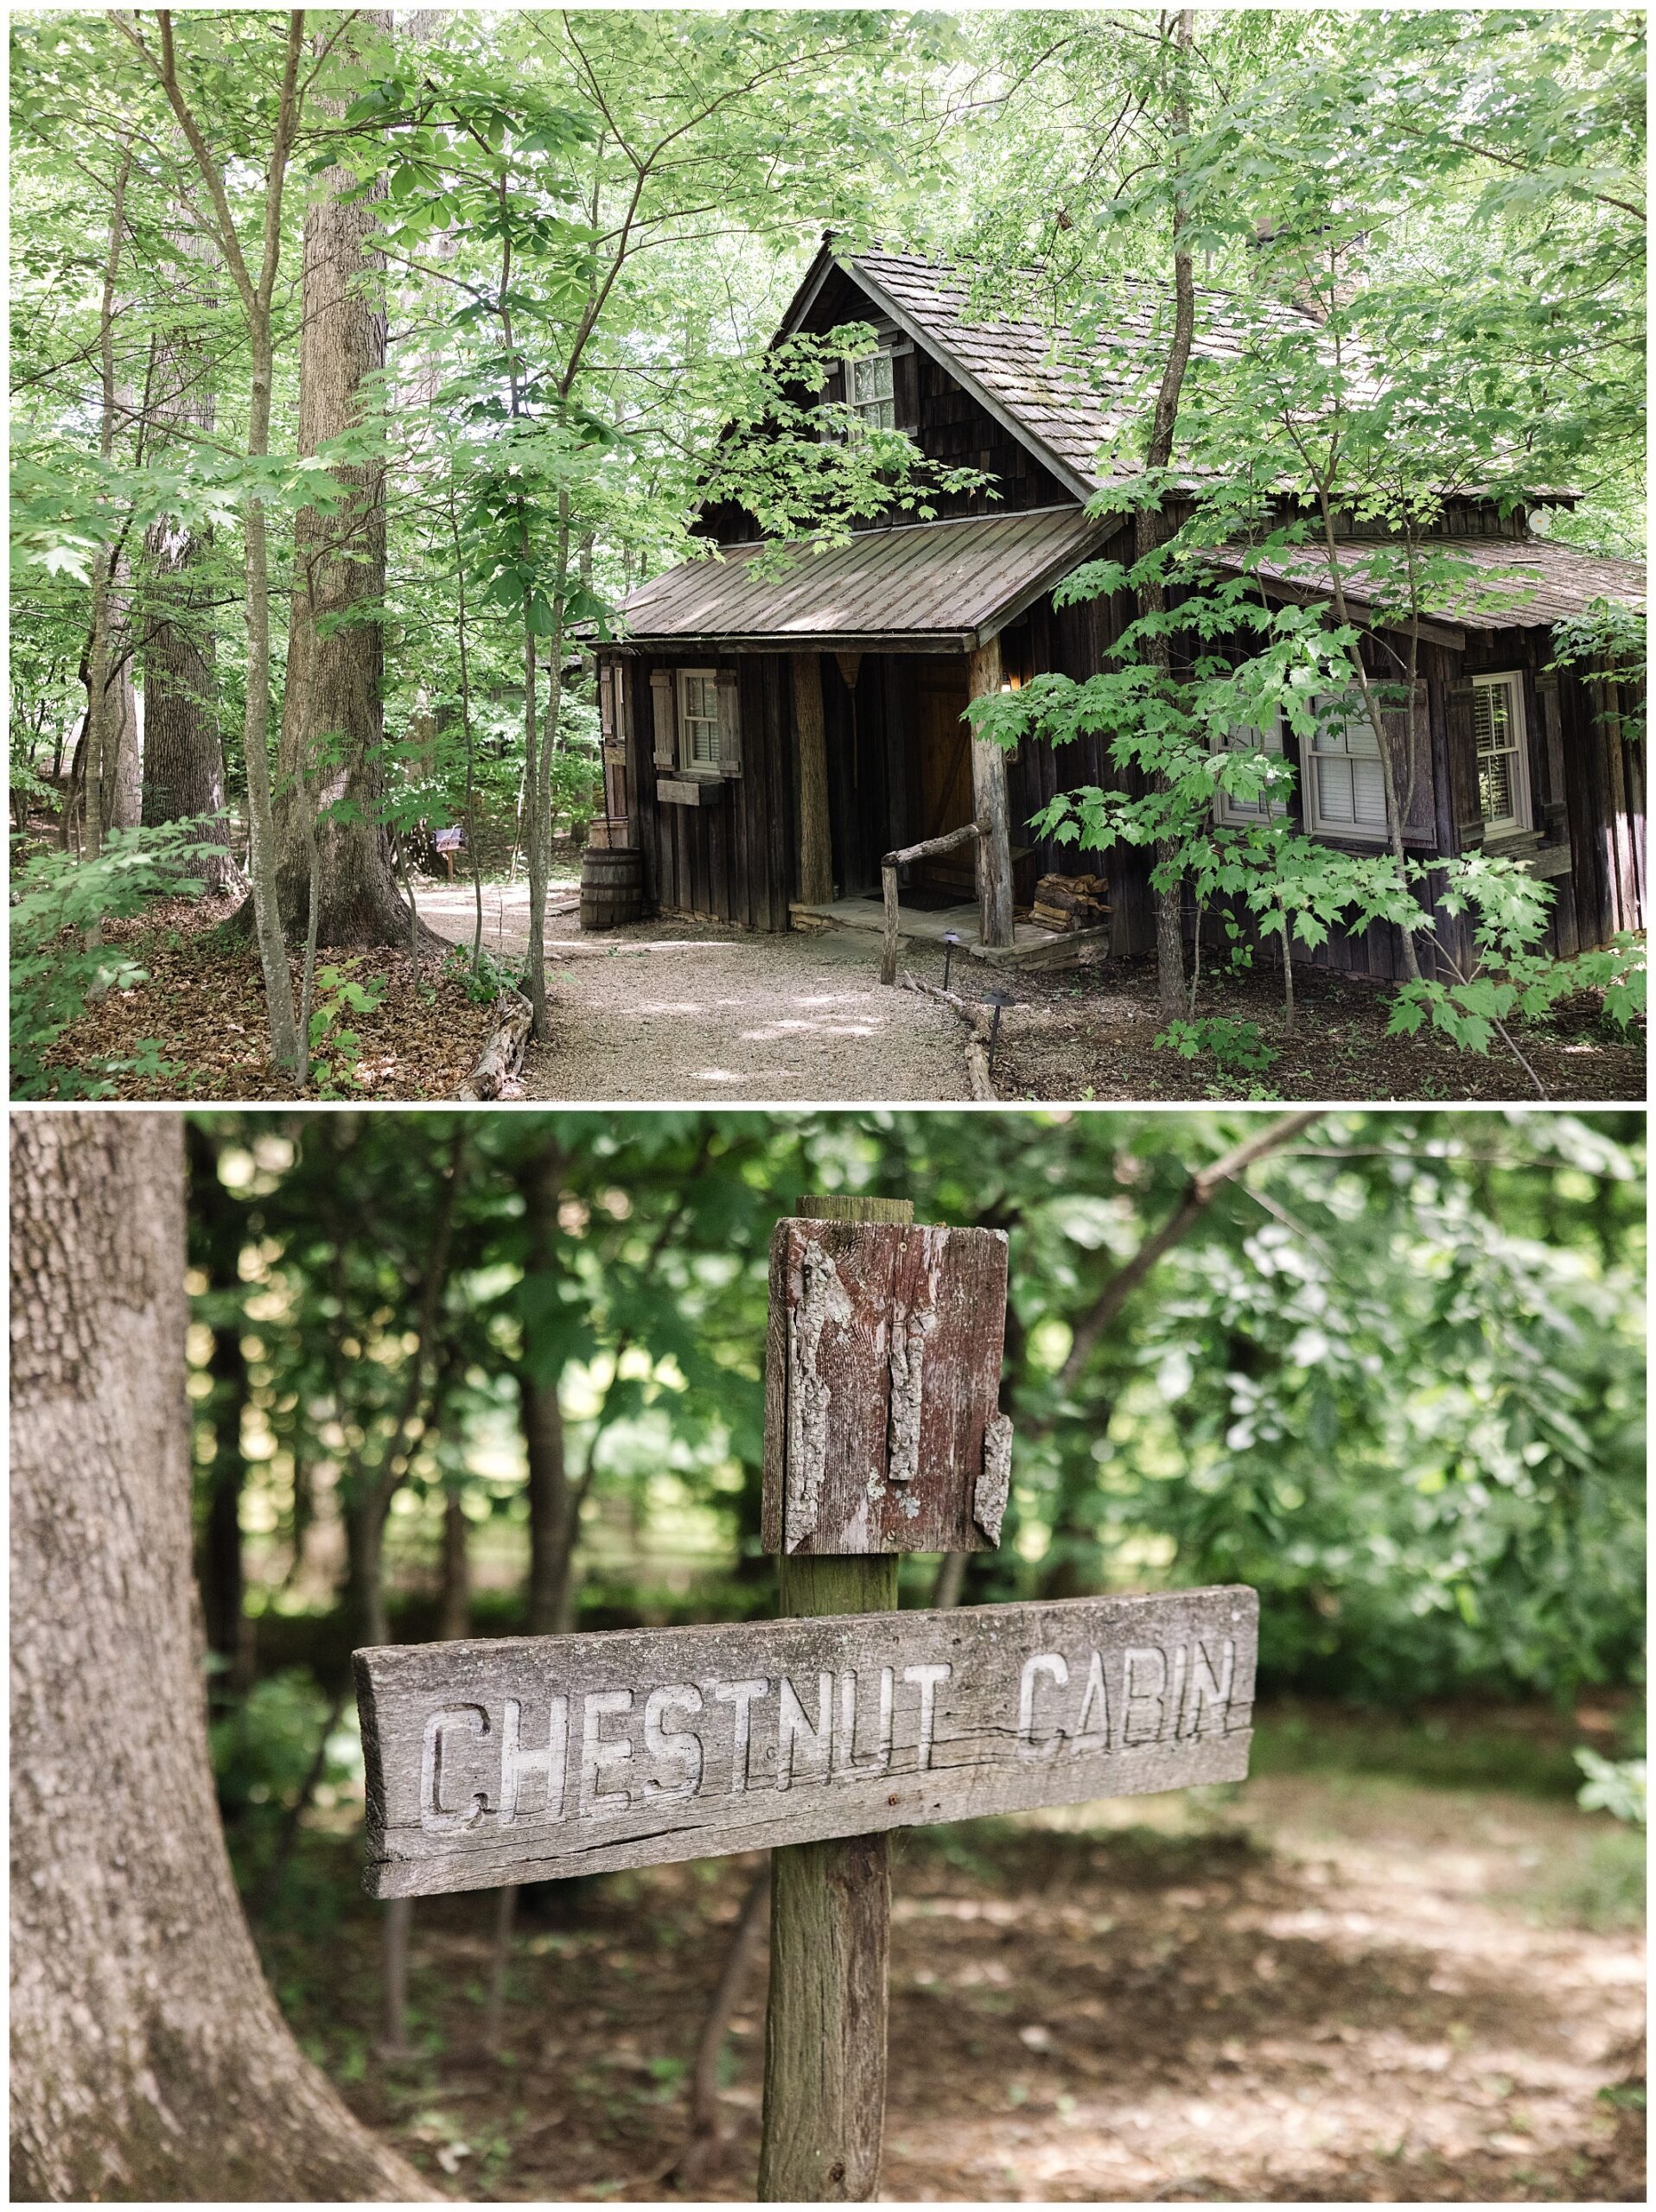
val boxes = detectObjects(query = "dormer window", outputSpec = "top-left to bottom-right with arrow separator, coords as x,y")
847,348 -> 895,433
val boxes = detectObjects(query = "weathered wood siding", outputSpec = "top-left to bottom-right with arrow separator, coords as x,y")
613,586 -> 1640,957
620,649 -> 797,932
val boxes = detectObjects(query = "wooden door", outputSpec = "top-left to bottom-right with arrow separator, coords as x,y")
913,660 -> 975,897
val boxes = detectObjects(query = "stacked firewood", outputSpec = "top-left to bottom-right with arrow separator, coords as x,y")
1029,871 -> 1110,933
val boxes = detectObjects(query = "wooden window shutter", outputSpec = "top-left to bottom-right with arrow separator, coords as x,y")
716,668 -> 743,779
598,663 -> 615,741
1379,677 -> 1437,846
650,669 -> 677,768
1444,677 -> 1483,849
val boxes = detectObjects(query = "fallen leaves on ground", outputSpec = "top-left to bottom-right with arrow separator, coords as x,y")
253,1709 -> 1644,2204
44,893 -> 497,1101
989,954 -> 1645,1103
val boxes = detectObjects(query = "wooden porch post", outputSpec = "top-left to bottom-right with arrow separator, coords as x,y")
968,635 -> 1014,948
792,653 -> 832,907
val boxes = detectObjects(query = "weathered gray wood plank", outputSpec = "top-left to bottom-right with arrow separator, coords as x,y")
356,1587 -> 1258,1899
761,1217 -> 1010,1555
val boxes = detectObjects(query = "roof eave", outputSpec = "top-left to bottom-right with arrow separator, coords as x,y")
610,627 -> 983,655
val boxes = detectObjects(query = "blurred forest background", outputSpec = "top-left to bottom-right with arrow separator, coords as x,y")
182,1104 -> 1646,2201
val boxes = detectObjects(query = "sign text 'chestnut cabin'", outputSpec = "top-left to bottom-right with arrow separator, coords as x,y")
355,1198 -> 1258,2202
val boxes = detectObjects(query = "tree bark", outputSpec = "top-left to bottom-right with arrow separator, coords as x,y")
143,221 -> 240,886
273,12 -> 436,950
10,1111 -> 432,2202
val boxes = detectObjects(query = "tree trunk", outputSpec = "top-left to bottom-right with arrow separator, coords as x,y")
84,140 -> 132,857
106,602 -> 144,832
1137,8 -> 1198,1018
521,1366 -> 574,1635
518,1144 -> 576,1634
143,222 -> 240,886
437,1491 -> 470,1642
10,1111 -> 432,2202
273,13 -> 435,950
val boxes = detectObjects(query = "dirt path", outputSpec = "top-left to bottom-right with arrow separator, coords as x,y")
416,883 -> 971,1103
272,1750 -> 1642,2202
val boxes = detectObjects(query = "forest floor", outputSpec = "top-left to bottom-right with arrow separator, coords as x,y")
255,1704 -> 1644,2204
415,882 -> 1643,1105
40,889 -> 497,1101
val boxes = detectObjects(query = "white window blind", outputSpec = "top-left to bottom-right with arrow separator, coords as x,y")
1213,715 -> 1285,825
678,671 -> 721,769
1308,700 -> 1388,840
1473,673 -> 1530,836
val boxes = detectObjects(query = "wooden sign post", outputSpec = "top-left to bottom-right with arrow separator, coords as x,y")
353,1199 -> 1258,2201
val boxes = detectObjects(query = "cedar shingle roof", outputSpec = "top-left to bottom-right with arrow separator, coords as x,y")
1207,537 -> 1646,631
615,505 -> 1108,652
833,248 -> 1362,499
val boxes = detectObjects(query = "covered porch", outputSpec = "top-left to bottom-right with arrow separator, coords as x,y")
612,505 -> 1111,957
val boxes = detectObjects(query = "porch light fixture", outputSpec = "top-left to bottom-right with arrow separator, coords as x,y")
941,930 -> 961,994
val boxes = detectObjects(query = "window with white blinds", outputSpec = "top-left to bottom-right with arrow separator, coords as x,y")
1213,714 -> 1287,825
1305,698 -> 1389,842
678,670 -> 722,769
1472,672 -> 1531,836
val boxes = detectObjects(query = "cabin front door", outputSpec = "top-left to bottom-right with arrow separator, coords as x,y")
912,660 -> 976,900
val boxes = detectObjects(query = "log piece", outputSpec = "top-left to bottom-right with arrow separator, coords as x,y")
901,972 -> 997,1102
452,988 -> 533,1100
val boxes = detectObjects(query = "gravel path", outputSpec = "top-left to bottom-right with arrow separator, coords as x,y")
416,883 -> 971,1102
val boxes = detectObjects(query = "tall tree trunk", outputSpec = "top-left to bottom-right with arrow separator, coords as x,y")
143,221 -> 241,886
10,1110 -> 432,2202
274,11 -> 435,950
438,1491 -> 471,1641
187,1119 -> 248,1687
104,601 -> 144,833
518,1144 -> 576,1633
85,139 -> 132,857
132,7 -> 301,1073
1137,8 -> 1198,1018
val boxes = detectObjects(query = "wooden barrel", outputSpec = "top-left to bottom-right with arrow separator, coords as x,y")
579,843 -> 644,931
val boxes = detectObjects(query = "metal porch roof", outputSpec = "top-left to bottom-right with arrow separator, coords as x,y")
614,505 -> 1108,653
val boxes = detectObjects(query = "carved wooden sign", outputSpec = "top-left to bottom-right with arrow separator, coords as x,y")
355,1586 -> 1257,1900
761,1217 -> 1010,1555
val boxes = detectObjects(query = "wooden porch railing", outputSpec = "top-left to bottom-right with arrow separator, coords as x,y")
880,822 -> 982,985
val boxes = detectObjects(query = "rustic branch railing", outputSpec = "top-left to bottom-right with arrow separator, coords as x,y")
880,822 -> 981,985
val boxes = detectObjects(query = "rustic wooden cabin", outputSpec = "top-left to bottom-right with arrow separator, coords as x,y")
595,242 -> 1646,976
